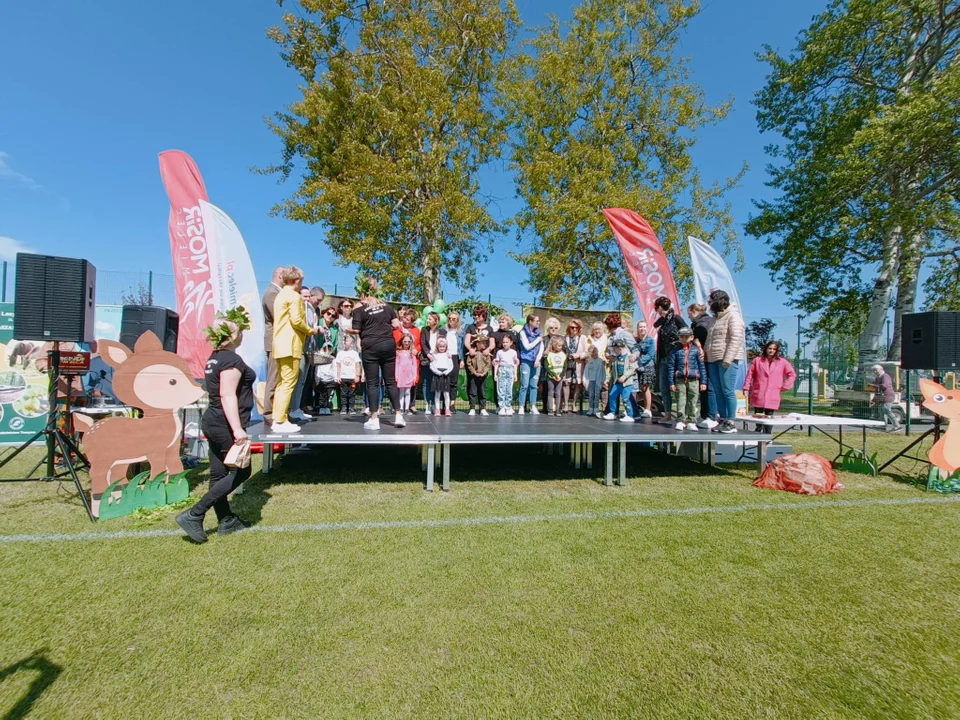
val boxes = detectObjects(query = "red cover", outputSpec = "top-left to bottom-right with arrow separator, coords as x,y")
158,150 -> 214,379
602,208 -> 681,331
753,453 -> 844,495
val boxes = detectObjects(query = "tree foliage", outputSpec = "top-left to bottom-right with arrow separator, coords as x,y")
499,0 -> 744,307
263,0 -> 519,302
747,0 -> 960,360
746,318 -> 778,353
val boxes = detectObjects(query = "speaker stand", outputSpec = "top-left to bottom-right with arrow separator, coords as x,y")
0,346 -> 95,522
877,369 -> 944,490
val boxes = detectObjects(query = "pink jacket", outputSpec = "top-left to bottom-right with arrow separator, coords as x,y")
744,356 -> 797,411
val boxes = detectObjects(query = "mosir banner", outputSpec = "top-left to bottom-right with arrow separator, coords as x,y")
158,150 -> 214,379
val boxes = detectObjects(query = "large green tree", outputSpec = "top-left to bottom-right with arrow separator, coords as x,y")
747,0 -> 960,363
263,0 -> 519,302
500,0 -> 744,307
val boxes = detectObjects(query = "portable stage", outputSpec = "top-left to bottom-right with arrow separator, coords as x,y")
249,415 -> 774,490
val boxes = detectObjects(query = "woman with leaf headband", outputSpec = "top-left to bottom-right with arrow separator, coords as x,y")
348,275 -> 405,430
176,306 -> 256,543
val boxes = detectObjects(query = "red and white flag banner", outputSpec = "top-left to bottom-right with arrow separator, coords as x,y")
158,150 -> 214,378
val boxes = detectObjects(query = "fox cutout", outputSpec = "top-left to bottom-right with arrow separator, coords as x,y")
919,379 -> 960,475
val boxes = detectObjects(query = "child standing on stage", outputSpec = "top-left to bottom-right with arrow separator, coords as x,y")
335,335 -> 362,414
494,334 -> 520,415
668,327 -> 707,431
429,337 -> 455,415
604,339 -> 637,422
314,340 -> 338,415
544,336 -> 567,416
395,333 -> 419,414
582,345 -> 607,417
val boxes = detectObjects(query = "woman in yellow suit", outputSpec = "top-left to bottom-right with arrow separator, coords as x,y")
270,266 -> 316,433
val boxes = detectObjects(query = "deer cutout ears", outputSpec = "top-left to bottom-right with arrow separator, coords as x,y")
98,332 -> 164,370
919,378 -> 948,401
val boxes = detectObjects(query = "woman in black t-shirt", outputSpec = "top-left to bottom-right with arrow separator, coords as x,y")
177,312 -> 257,543
350,277 -> 404,430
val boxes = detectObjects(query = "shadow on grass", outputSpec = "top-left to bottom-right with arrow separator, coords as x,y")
0,649 -> 61,720
260,442 -> 741,488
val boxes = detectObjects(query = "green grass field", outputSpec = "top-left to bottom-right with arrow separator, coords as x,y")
1,431 -> 958,719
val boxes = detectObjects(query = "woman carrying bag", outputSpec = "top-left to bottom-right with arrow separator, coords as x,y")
177,307 -> 256,544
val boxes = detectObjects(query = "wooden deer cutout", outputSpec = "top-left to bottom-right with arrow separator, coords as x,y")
919,378 -> 960,475
74,331 -> 204,516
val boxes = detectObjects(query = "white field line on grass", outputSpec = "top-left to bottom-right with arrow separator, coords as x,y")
1,496 -> 959,546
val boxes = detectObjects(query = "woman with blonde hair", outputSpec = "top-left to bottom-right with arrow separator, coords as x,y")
349,276 -> 405,430
562,319 -> 588,412
271,266 -> 316,434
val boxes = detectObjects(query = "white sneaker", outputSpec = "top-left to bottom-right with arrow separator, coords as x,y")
507,408 -> 515,416
594,411 -> 603,418
480,409 -> 489,416
271,421 -> 301,434
687,424 -> 699,432
468,409 -> 476,416
435,410 -> 442,417
363,417 -> 380,430
518,407 -> 525,415
362,408 -> 371,416
675,421 -> 685,431
620,415 -> 635,423
531,408 -> 540,415
697,418 -> 719,430
603,413 -> 617,420
639,409 -> 652,418
498,408 -> 506,416
394,412 -> 406,428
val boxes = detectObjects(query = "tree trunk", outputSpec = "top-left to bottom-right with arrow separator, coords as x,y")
858,226 -> 900,367
887,233 -> 923,361
419,226 -> 441,303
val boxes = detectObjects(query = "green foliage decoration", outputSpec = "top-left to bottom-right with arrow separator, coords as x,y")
98,471 -> 191,522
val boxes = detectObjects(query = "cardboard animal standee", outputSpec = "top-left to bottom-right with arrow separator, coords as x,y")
919,378 -> 960,476
74,331 -> 204,517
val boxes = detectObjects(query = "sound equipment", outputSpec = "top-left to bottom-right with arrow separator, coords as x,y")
13,253 -> 96,342
120,305 -> 179,353
900,311 -> 960,370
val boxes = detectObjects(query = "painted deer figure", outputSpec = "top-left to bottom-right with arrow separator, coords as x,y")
74,331 -> 204,515
919,378 -> 960,475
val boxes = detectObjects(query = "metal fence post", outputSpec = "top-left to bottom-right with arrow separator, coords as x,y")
1,261 -> 6,302
905,370 -> 912,437
147,271 -> 154,305
808,360 -> 814,434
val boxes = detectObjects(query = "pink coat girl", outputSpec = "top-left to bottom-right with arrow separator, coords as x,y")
744,342 -> 797,413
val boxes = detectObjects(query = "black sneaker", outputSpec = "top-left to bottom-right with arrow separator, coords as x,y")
176,509 -> 208,543
718,421 -> 737,434
217,515 -> 250,536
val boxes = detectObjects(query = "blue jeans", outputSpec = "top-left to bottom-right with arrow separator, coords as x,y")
707,360 -> 739,421
519,360 -> 540,411
421,367 -> 433,411
657,361 -> 672,414
607,382 -> 634,417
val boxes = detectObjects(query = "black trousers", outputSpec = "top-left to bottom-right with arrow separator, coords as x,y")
467,373 -> 488,409
362,341 -> 400,414
339,381 -> 357,412
192,420 -> 251,521
315,380 -> 337,410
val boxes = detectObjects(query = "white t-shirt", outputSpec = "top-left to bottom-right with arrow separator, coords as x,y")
336,315 -> 354,347
496,348 -> 518,371
335,349 -> 361,381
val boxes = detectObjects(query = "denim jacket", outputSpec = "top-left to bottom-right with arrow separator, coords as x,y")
635,335 -> 655,368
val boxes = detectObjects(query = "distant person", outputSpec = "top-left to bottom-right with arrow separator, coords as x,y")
603,339 -> 637,422
582,345 -> 607,418
446,310 -> 466,408
336,299 -> 356,349
562,320 -> 587,413
271,266 -> 316,433
633,320 -> 656,419
429,336 -> 456,415
688,302 -> 717,429
540,317 -> 562,412
395,334 -> 419,415
668,327 -> 707,431
334,335 -> 362,415
517,314 -> 544,415
177,310 -> 255,543
494,333 -> 520,416
743,341 -> 797,417
464,305 -> 496,416
704,290 -> 745,434
587,322 -> 609,413
350,277 -> 404,431
653,297 -> 683,424
419,312 -> 446,414
544,335 -> 567,416
871,364 -> 901,432
289,285 -> 320,421
260,266 -> 284,425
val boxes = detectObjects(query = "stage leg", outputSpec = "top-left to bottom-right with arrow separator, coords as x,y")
574,443 -> 581,470
263,442 -> 273,475
435,443 -> 441,469
586,442 -> 593,469
421,445 -> 427,471
605,443 -> 613,487
426,445 -> 435,491
758,440 -> 768,474
442,444 -> 450,491
547,443 -> 554,456
618,442 -> 627,486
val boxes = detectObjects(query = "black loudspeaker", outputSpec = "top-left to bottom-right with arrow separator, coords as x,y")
900,311 -> 960,370
13,253 -> 96,342
119,305 -> 179,353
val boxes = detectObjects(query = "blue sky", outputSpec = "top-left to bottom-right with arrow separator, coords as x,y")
0,0 -> 828,322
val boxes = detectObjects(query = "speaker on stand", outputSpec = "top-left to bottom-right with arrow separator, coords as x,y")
0,253 -> 96,521
119,305 -> 179,353
879,311 -> 960,485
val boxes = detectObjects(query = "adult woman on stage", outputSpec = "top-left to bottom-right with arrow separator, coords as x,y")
704,289 -> 745,434
177,308 -> 256,543
350,277 -> 405,431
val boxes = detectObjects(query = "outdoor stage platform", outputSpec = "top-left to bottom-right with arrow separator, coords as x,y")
249,414 -> 774,490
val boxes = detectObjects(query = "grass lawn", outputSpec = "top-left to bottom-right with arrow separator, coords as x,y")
1,430 -> 958,718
